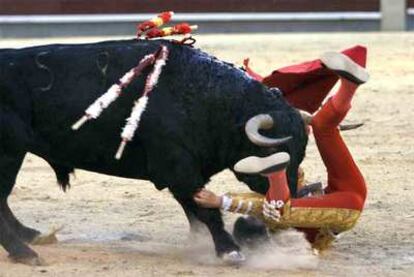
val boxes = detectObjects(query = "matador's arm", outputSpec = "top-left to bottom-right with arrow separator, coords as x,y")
221,192 -> 266,220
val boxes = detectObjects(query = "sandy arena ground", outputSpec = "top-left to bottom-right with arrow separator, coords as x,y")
0,33 -> 413,277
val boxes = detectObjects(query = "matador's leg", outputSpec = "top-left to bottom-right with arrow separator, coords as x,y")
311,51 -> 369,198
245,45 -> 367,114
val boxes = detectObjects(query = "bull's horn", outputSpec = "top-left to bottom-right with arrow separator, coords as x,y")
245,114 -> 292,147
339,122 -> 364,131
297,109 -> 312,125
296,108 -> 363,131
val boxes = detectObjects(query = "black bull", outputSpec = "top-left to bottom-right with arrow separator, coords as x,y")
0,39 -> 307,263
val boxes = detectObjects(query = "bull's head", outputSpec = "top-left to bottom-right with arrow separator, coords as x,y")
234,109 -> 309,197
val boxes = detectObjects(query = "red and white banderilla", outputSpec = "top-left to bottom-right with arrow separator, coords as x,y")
71,53 -> 157,130
137,11 -> 174,37
115,45 -> 170,160
145,23 -> 198,39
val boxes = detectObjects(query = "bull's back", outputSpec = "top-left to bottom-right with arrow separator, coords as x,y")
0,39 -> 261,181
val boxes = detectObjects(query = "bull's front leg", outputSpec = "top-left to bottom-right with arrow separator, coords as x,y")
173,196 -> 245,263
0,109 -> 53,264
146,146 -> 244,263
178,201 -> 207,235
0,215 -> 43,265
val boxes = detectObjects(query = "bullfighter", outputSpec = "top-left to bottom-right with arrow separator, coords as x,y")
194,46 -> 369,251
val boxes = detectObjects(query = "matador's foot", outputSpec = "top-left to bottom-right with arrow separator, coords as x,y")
234,152 -> 290,175
320,52 -> 369,84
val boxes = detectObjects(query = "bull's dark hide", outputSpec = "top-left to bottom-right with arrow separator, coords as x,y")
0,39 -> 307,262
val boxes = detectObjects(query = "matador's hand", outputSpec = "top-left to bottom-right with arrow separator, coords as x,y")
262,199 -> 284,222
194,189 -> 222,209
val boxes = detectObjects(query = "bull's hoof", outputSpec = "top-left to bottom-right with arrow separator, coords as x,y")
222,251 -> 246,265
10,253 -> 46,266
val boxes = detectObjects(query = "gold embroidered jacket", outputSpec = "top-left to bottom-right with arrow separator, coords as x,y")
223,192 -> 361,250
